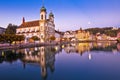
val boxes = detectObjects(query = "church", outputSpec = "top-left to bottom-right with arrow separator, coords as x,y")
16,6 -> 55,43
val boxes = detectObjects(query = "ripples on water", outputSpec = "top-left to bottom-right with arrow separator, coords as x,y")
0,42 -> 120,80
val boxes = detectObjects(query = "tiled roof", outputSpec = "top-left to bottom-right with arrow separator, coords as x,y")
18,20 -> 40,28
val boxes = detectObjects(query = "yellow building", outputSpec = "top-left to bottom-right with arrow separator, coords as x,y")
16,6 -> 55,43
75,29 -> 90,41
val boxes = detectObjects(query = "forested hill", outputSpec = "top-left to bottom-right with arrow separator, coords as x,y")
85,27 -> 120,37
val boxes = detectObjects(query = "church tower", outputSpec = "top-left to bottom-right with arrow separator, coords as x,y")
40,47 -> 47,79
40,6 -> 47,42
49,11 -> 54,23
40,6 -> 47,20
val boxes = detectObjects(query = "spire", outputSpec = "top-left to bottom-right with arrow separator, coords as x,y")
22,17 -> 25,23
40,0 -> 46,12
42,0 -> 44,6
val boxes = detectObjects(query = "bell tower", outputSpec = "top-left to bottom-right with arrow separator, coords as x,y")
40,6 -> 47,20
49,11 -> 54,23
40,0 -> 47,20
39,0 -> 47,43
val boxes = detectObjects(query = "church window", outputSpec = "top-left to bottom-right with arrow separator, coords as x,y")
41,15 -> 43,20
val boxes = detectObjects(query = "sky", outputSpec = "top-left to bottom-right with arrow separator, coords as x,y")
0,0 -> 120,31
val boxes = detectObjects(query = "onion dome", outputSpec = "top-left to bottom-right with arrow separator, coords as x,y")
49,12 -> 54,17
40,6 -> 46,12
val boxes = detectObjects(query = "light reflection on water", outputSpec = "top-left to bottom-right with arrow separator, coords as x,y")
0,42 -> 120,80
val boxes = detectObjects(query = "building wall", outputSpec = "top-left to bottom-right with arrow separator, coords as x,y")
75,31 -> 90,41
16,8 -> 55,43
117,32 -> 120,38
0,27 -> 5,34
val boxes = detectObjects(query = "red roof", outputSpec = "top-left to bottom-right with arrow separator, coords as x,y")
18,20 -> 40,28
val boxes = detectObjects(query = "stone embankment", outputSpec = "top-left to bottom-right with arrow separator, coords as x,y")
0,42 -> 59,50
0,40 -> 117,50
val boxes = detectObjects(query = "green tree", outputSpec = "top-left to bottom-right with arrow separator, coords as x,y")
85,27 -> 119,37
50,36 -> 56,41
0,34 -> 4,43
0,34 -> 25,45
31,36 -> 40,43
7,34 -> 15,45
17,35 -> 25,46
0,34 -> 15,45
5,23 -> 18,34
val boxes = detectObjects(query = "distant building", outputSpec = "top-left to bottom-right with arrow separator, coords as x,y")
0,27 -> 5,34
62,28 -> 90,41
75,28 -> 90,41
112,27 -> 118,30
63,31 -> 75,40
96,33 -> 117,41
96,33 -> 107,40
117,32 -> 120,39
16,6 -> 55,43
55,30 -> 62,42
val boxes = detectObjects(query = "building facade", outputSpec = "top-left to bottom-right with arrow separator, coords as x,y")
16,6 -> 55,43
0,27 -> 5,34
62,29 -> 90,41
117,32 -> 120,39
75,29 -> 90,41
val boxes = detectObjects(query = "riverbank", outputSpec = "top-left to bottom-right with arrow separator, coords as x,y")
0,40 -> 117,50
0,42 -> 59,50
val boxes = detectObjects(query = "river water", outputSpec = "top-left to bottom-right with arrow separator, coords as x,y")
0,42 -> 120,80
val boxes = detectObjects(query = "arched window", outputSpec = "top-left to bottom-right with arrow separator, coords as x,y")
41,15 -> 43,20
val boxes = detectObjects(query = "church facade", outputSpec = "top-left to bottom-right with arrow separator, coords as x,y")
16,6 -> 55,43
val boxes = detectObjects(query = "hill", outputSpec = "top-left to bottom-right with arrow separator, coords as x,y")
85,27 -> 120,37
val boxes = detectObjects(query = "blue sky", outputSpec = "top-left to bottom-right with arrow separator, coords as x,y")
0,0 -> 120,31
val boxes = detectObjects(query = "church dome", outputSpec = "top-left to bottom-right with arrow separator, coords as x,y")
49,12 -> 54,17
40,6 -> 46,12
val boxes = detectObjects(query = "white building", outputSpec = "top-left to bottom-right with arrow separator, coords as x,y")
55,30 -> 62,42
16,6 -> 55,43
63,31 -> 75,39
117,32 -> 120,39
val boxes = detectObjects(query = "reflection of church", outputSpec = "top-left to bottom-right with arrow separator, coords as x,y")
21,46 -> 60,79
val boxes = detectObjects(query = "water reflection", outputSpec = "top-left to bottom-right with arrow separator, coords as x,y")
18,46 -> 61,80
0,50 -> 24,63
22,46 -> 60,79
0,41 -> 120,80
63,41 -> 119,54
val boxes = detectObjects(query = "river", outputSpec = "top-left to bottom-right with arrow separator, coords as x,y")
0,41 -> 120,80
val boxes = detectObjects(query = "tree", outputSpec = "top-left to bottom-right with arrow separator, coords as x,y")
50,36 -> 56,41
0,34 -> 4,43
31,36 -> 40,43
5,23 -> 18,34
0,34 -> 15,45
15,35 -> 25,46
17,35 -> 25,42
6,34 -> 15,45
85,27 -> 119,37
0,34 -> 25,45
